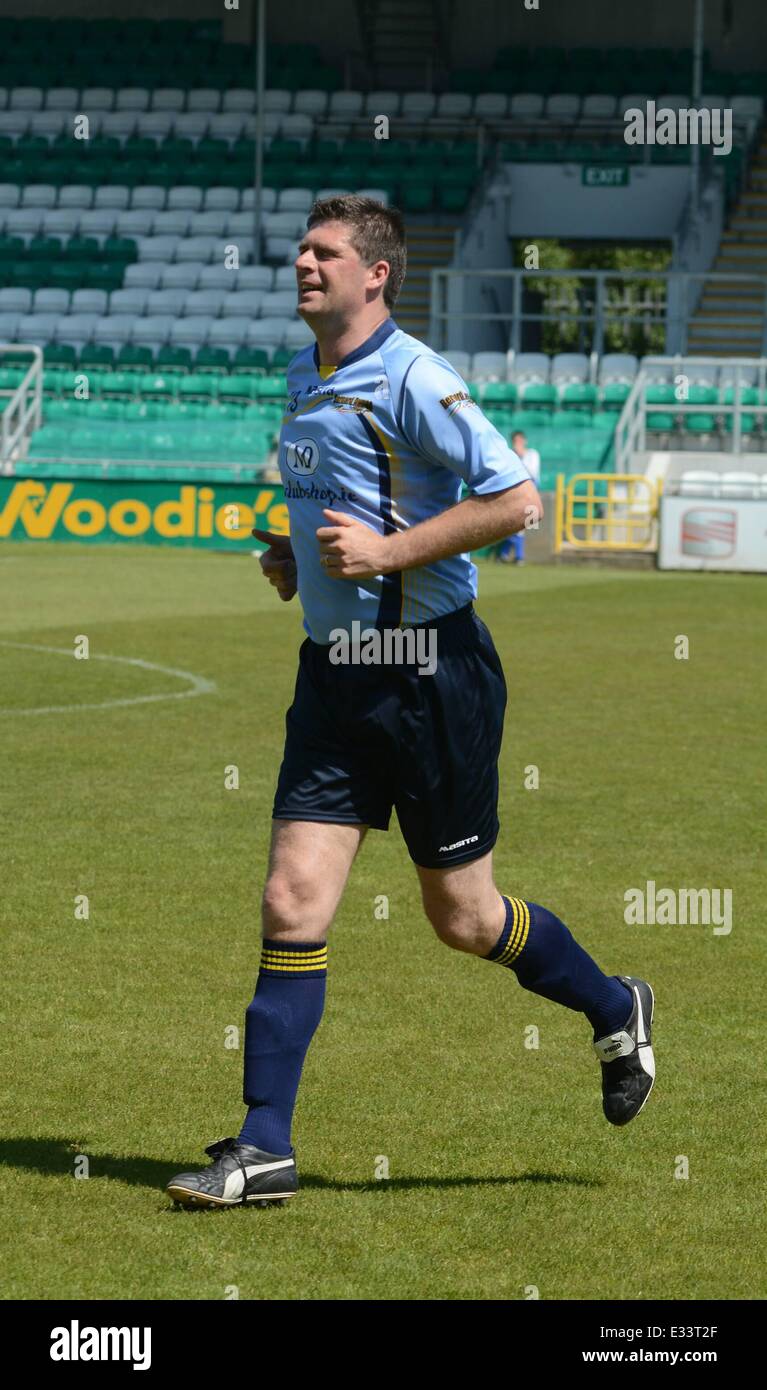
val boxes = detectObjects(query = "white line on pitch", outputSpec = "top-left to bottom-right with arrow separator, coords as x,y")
0,641 -> 217,716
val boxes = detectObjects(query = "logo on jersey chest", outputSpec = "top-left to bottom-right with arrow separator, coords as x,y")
284,437 -> 321,476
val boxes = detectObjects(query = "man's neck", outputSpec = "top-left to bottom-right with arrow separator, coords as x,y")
313,312 -> 391,367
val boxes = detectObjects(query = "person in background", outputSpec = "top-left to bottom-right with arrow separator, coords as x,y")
497,431 -> 541,564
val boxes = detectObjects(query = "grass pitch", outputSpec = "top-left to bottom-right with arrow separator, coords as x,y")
1,542 -> 764,1301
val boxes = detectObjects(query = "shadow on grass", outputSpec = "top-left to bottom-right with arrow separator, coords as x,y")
1,1138 -> 603,1197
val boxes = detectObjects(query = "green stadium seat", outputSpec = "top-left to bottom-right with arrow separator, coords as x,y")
156,346 -> 193,373
195,347 -> 230,372
232,347 -> 270,375
560,382 -> 598,410
600,383 -> 631,410
43,345 -> 78,369
519,383 -> 557,411
78,345 -> 116,372
480,382 -> 517,405
116,345 -> 154,373
178,374 -> 219,403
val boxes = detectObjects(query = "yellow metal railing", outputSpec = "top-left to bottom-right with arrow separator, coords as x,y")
554,473 -> 661,552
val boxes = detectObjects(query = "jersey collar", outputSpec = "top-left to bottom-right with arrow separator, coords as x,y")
313,317 -> 398,373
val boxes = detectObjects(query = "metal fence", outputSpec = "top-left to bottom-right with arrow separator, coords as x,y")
429,268 -> 767,357
0,345 -> 43,470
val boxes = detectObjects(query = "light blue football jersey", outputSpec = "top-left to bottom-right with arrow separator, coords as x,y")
278,317 -> 531,641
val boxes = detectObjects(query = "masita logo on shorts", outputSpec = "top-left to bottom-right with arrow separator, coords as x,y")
50,1320 -> 151,1370
438,834 -> 479,852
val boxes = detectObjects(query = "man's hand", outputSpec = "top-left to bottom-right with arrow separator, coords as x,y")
316,509 -> 392,579
252,528 -> 297,602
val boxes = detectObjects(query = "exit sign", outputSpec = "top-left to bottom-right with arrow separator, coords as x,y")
582,165 -> 630,187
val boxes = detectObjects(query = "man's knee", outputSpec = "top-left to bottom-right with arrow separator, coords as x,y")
261,870 -> 333,938
421,886 -> 505,954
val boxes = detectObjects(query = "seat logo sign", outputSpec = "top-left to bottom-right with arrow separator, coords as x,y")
284,437 -> 320,476
681,507 -> 736,558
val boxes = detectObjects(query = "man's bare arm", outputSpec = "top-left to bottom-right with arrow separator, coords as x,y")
379,480 -> 542,574
316,480 -> 542,581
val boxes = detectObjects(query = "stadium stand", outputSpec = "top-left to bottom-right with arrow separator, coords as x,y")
0,13 -> 766,494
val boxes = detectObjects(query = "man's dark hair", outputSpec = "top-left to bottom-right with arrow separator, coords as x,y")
305,195 -> 407,309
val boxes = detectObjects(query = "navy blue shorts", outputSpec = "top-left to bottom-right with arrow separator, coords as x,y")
272,602 -> 507,868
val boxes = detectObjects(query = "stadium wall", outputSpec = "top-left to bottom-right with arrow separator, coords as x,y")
506,166 -> 718,240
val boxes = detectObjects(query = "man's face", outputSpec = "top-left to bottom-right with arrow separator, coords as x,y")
294,220 -> 387,324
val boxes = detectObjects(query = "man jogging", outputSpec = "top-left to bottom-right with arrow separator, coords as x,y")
166,197 -> 655,1209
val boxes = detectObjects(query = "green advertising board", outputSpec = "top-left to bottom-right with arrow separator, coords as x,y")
0,476 -> 288,548
581,166 -> 630,187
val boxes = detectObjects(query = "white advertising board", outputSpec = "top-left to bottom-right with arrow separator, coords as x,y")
659,496 -> 767,572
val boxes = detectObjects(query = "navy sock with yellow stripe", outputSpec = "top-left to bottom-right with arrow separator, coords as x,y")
238,939 -> 327,1155
487,897 -> 632,1038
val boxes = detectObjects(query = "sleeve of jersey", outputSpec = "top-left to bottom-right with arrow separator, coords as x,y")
399,355 -> 533,494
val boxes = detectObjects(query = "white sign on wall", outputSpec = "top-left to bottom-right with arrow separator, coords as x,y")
659,496 -> 767,571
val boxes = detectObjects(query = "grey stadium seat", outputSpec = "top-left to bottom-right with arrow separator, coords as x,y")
184,290 -> 227,317
169,316 -> 214,347
21,185 -> 57,208
115,210 -> 156,238
222,90 -> 256,113
220,291 -> 266,318
151,89 -> 186,112
196,265 -> 237,291
328,91 -> 364,118
131,186 -> 167,211
547,94 -> 581,119
293,91 -> 328,118
160,263 -> 205,289
513,352 -> 551,382
152,210 -> 192,237
131,315 -> 175,346
263,90 -> 292,113
187,89 -> 221,113
193,212 -> 229,237
365,91 -> 400,116
551,352 -> 590,383
71,289 -> 109,315
235,266 -> 274,291
34,289 -> 70,314
81,88 -> 114,111
436,93 -> 472,118
43,210 -> 81,239
208,318 -> 249,348
78,209 -> 118,238
58,185 -> 94,210
474,92 -> 508,117
146,290 -> 187,317
167,187 -> 204,212
56,313 -> 101,346
123,263 -> 164,290
0,288 -> 32,313
137,235 -> 181,262
46,88 -> 78,111
94,185 -> 130,209
511,94 -> 546,119
442,350 -> 471,376
599,353 -> 638,383
204,188 -> 241,213
115,88 -> 150,112
471,351 -> 507,380
109,289 -> 150,315
261,290 -> 298,317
